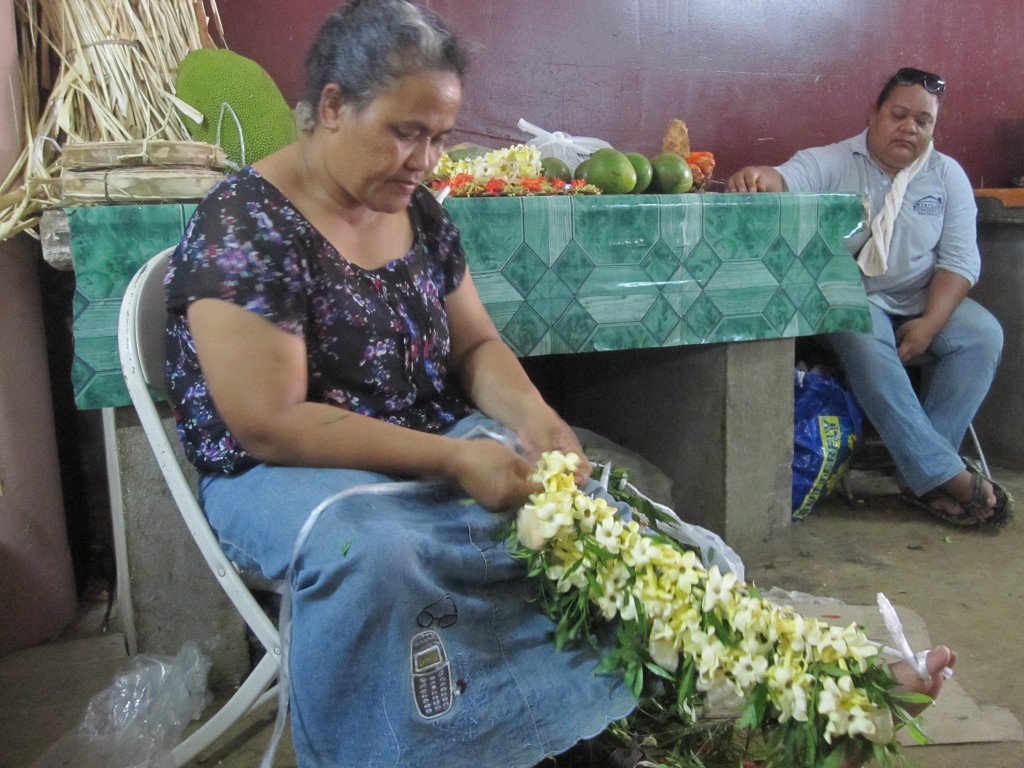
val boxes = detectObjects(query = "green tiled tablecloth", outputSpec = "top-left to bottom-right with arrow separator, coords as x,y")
65,192 -> 869,409
446,193 -> 869,356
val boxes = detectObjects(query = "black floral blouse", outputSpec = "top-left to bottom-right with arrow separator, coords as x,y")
165,168 -> 473,475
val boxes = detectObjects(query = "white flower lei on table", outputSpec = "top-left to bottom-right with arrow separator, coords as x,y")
433,143 -> 543,181
512,451 -> 932,768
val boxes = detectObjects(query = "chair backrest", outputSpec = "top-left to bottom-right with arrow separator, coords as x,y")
127,250 -> 176,398
119,250 -> 285,767
117,248 -> 280,654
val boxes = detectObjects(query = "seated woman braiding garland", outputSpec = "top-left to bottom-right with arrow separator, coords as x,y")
164,3 -> 957,765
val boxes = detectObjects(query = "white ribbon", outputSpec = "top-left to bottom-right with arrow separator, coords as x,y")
875,591 -> 953,682
856,140 -> 934,277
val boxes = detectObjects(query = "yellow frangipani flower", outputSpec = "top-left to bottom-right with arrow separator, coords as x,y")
818,674 -> 880,743
767,664 -> 814,723
649,633 -> 680,673
593,513 -> 626,554
730,652 -> 770,693
731,594 -> 773,637
701,565 -> 738,614
621,529 -> 657,568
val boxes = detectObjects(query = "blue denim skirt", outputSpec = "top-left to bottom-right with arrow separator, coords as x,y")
200,413 -> 636,767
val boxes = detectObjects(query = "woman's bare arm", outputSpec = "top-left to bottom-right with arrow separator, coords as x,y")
446,269 -> 591,477
893,269 -> 970,363
186,298 -> 536,509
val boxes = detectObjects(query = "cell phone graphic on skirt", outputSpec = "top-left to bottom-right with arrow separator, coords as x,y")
410,629 -> 453,719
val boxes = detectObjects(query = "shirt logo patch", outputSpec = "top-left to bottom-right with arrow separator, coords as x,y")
913,194 -> 943,217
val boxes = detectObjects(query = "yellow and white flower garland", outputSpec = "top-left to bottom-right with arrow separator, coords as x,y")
433,143 -> 542,182
514,451 -> 924,766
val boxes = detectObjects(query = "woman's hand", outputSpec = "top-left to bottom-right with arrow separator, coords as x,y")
515,405 -> 593,485
892,644 -> 956,714
894,316 -> 940,363
447,439 -> 539,512
841,645 -> 956,768
725,165 -> 785,193
896,269 -> 972,364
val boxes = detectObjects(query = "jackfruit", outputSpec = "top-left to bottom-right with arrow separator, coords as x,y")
175,49 -> 296,168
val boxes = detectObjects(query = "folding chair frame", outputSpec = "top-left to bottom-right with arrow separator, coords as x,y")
118,248 -> 282,766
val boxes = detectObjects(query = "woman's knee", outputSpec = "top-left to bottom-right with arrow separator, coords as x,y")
827,330 -> 900,381
941,301 -> 1003,363
976,310 -> 1004,362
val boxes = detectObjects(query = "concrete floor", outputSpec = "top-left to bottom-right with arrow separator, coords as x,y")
4,465 -> 1023,768
747,464 -> 1024,768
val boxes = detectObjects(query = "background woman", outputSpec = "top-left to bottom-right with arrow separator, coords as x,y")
727,67 -> 1012,529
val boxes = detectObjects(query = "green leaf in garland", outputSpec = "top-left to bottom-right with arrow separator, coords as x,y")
643,660 -> 674,682
737,683 -> 768,730
820,745 -> 845,768
888,690 -> 933,705
625,660 -> 644,699
676,658 -> 696,706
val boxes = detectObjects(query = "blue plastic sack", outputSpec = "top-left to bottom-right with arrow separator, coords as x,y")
792,369 -> 863,520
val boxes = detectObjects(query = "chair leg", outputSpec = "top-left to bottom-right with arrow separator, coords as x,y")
839,471 -> 856,505
967,423 -> 990,478
171,652 -> 281,767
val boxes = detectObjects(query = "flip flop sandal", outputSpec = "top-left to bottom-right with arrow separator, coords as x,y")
961,456 -> 1015,529
901,489 -> 981,527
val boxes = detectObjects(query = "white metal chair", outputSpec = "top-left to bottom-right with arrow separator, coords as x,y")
118,248 -> 283,766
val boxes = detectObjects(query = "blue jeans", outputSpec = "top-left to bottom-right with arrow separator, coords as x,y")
199,412 -> 634,768
826,298 -> 1002,496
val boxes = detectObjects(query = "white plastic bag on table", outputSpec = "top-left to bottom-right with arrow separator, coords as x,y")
518,118 -> 612,172
31,642 -> 212,768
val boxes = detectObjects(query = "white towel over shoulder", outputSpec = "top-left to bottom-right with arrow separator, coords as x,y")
857,141 -> 934,277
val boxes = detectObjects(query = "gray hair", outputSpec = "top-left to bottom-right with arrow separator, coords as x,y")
302,0 -> 468,124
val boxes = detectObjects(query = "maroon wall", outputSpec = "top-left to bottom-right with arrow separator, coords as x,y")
217,0 -> 1024,187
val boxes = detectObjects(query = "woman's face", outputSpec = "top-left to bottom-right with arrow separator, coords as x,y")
320,70 -> 462,213
867,84 -> 940,177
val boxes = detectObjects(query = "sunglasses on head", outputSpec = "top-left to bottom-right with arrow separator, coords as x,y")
891,67 -> 946,95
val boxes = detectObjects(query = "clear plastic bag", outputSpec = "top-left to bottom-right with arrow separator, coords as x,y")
584,435 -> 746,582
517,118 -> 612,171
763,586 -> 846,607
31,642 -> 212,768
574,427 -> 673,507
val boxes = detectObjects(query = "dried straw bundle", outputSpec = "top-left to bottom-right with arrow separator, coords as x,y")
0,0 -> 224,241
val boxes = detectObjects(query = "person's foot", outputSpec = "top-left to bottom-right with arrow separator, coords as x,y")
889,644 -> 956,715
921,488 -> 976,521
941,470 -> 996,521
842,646 -> 957,768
